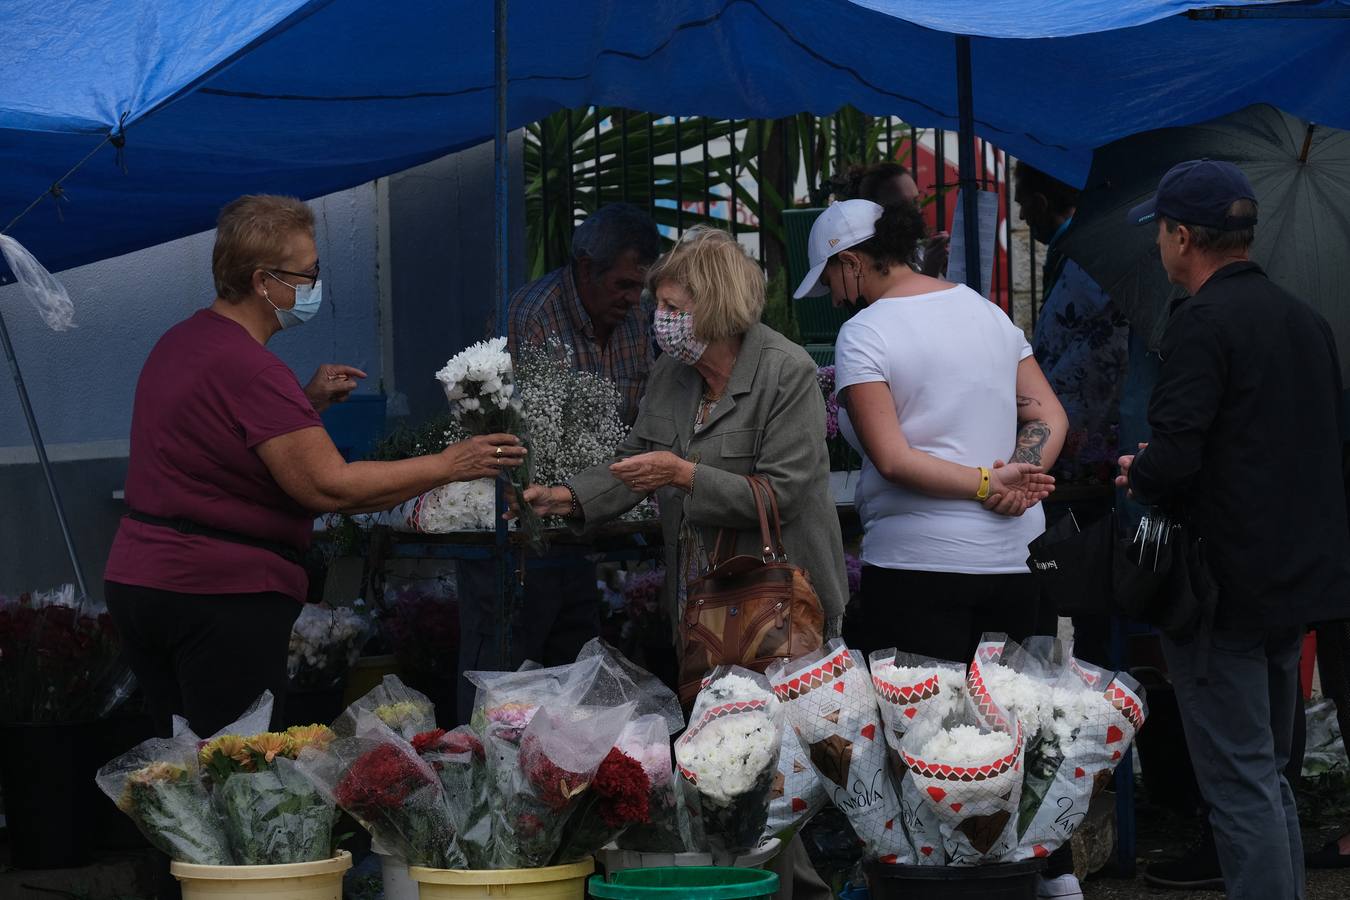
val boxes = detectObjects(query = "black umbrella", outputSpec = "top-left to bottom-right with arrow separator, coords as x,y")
1060,104 -> 1350,379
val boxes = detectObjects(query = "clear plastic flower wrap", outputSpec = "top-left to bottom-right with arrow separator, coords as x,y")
967,634 -> 1148,861
868,648 -> 968,864
895,695 -> 1025,865
96,733 -> 232,864
616,717 -> 690,853
412,726 -> 493,868
335,674 -> 437,741
553,713 -> 657,862
295,711 -> 464,868
675,667 -> 784,858
769,641 -> 910,864
216,755 -> 337,864
575,638 -> 685,736
288,603 -> 373,690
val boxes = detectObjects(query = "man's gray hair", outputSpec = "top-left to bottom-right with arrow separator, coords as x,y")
571,203 -> 661,277
1163,198 -> 1257,255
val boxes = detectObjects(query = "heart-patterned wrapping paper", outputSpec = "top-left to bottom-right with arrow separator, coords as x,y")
769,640 -> 912,865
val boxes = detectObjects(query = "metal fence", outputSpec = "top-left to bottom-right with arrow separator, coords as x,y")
525,107 -> 1039,324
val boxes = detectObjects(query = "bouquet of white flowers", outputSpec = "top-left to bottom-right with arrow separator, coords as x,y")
434,337 -> 542,544
967,634 -> 1147,861
769,641 -> 910,865
288,604 -> 373,690
675,668 -> 784,859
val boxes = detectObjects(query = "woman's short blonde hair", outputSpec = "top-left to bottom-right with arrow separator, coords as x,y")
646,226 -> 765,341
212,194 -> 315,301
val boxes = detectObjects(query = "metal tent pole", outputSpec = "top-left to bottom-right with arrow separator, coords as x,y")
0,303 -> 89,597
955,35 -> 981,293
492,0 -> 514,666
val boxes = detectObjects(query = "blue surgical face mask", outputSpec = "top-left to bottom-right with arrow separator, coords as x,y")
264,272 -> 323,329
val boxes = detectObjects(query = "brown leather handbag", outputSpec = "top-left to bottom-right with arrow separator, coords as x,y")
677,475 -> 826,707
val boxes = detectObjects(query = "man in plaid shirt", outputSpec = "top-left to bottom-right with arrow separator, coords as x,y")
508,203 -> 661,425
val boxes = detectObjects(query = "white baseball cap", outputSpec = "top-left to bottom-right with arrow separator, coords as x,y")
793,199 -> 885,299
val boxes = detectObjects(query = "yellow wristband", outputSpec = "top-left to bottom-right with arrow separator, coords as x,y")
974,466 -> 992,501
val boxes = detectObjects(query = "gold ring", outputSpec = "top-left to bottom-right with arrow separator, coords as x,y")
495,446 -> 503,458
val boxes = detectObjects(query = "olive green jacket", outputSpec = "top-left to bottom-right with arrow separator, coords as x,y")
571,323 -> 847,629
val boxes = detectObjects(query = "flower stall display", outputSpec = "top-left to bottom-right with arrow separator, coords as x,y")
894,709 -> 1026,865
411,726 -> 493,868
96,690 -> 339,866
289,603 -> 373,691
868,649 -> 968,864
967,634 -> 1148,861
769,641 -> 911,865
551,713 -> 654,864
335,673 -> 438,741
0,584 -> 133,723
297,710 -> 466,869
198,724 -> 339,864
97,738 -> 233,865
614,715 -> 690,853
675,668 -> 785,859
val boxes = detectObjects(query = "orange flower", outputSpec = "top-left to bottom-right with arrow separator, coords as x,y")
244,732 -> 296,765
198,734 -> 247,770
286,724 -> 335,753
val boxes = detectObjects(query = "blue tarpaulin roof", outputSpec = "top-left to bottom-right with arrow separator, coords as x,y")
3,0 -> 1349,275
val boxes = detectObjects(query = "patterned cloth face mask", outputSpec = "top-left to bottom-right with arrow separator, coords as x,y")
653,308 -> 708,365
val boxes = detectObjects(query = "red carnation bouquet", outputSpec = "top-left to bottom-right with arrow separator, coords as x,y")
412,726 -> 492,868
491,702 -> 636,867
296,712 -> 465,868
552,715 -> 659,862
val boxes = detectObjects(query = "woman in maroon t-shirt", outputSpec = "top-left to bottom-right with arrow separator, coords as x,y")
105,194 -> 526,739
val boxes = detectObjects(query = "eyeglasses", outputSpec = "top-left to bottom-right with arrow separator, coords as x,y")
268,261 -> 320,284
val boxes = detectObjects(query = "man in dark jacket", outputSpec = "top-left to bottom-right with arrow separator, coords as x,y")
1117,159 -> 1350,900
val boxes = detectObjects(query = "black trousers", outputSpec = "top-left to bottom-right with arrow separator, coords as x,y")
105,581 -> 301,739
853,566 -> 1045,664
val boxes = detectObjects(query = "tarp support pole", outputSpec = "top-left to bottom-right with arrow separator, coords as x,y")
492,0 -> 514,667
0,304 -> 89,598
955,35 -> 981,293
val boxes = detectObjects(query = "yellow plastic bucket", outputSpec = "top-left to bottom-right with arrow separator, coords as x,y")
170,850 -> 351,899
409,859 -> 594,899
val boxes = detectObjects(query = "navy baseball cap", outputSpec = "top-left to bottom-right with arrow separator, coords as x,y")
1128,159 -> 1258,230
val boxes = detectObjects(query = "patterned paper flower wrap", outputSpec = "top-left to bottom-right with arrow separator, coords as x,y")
762,730 -> 828,842
867,649 -> 969,865
968,635 -> 1148,861
675,667 -> 784,858
768,642 -> 911,864
895,692 -> 1025,866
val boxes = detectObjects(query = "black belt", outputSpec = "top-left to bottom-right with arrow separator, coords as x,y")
126,511 -> 304,565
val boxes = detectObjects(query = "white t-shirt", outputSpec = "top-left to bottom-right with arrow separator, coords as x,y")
834,284 -> 1044,574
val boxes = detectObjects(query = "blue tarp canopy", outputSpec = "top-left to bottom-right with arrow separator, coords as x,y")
4,0 -> 1350,275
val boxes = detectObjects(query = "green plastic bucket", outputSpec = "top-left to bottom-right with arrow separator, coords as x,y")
588,867 -> 778,900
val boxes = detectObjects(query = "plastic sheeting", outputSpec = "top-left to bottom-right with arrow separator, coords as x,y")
2,0 -> 1349,276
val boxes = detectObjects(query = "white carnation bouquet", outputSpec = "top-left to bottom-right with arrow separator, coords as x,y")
675,668 -> 785,859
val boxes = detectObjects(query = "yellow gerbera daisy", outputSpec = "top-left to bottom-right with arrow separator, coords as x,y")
286,723 -> 335,752
244,731 -> 296,765
198,734 -> 247,769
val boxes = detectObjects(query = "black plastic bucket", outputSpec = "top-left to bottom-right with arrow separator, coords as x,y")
0,720 -> 97,868
865,859 -> 1044,900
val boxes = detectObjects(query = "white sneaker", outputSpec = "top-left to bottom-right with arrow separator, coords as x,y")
1037,873 -> 1085,900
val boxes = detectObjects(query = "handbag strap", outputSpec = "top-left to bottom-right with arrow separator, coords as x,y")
704,475 -> 788,568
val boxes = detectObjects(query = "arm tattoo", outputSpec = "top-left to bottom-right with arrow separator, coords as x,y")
1011,419 -> 1052,465
1016,394 -> 1041,409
